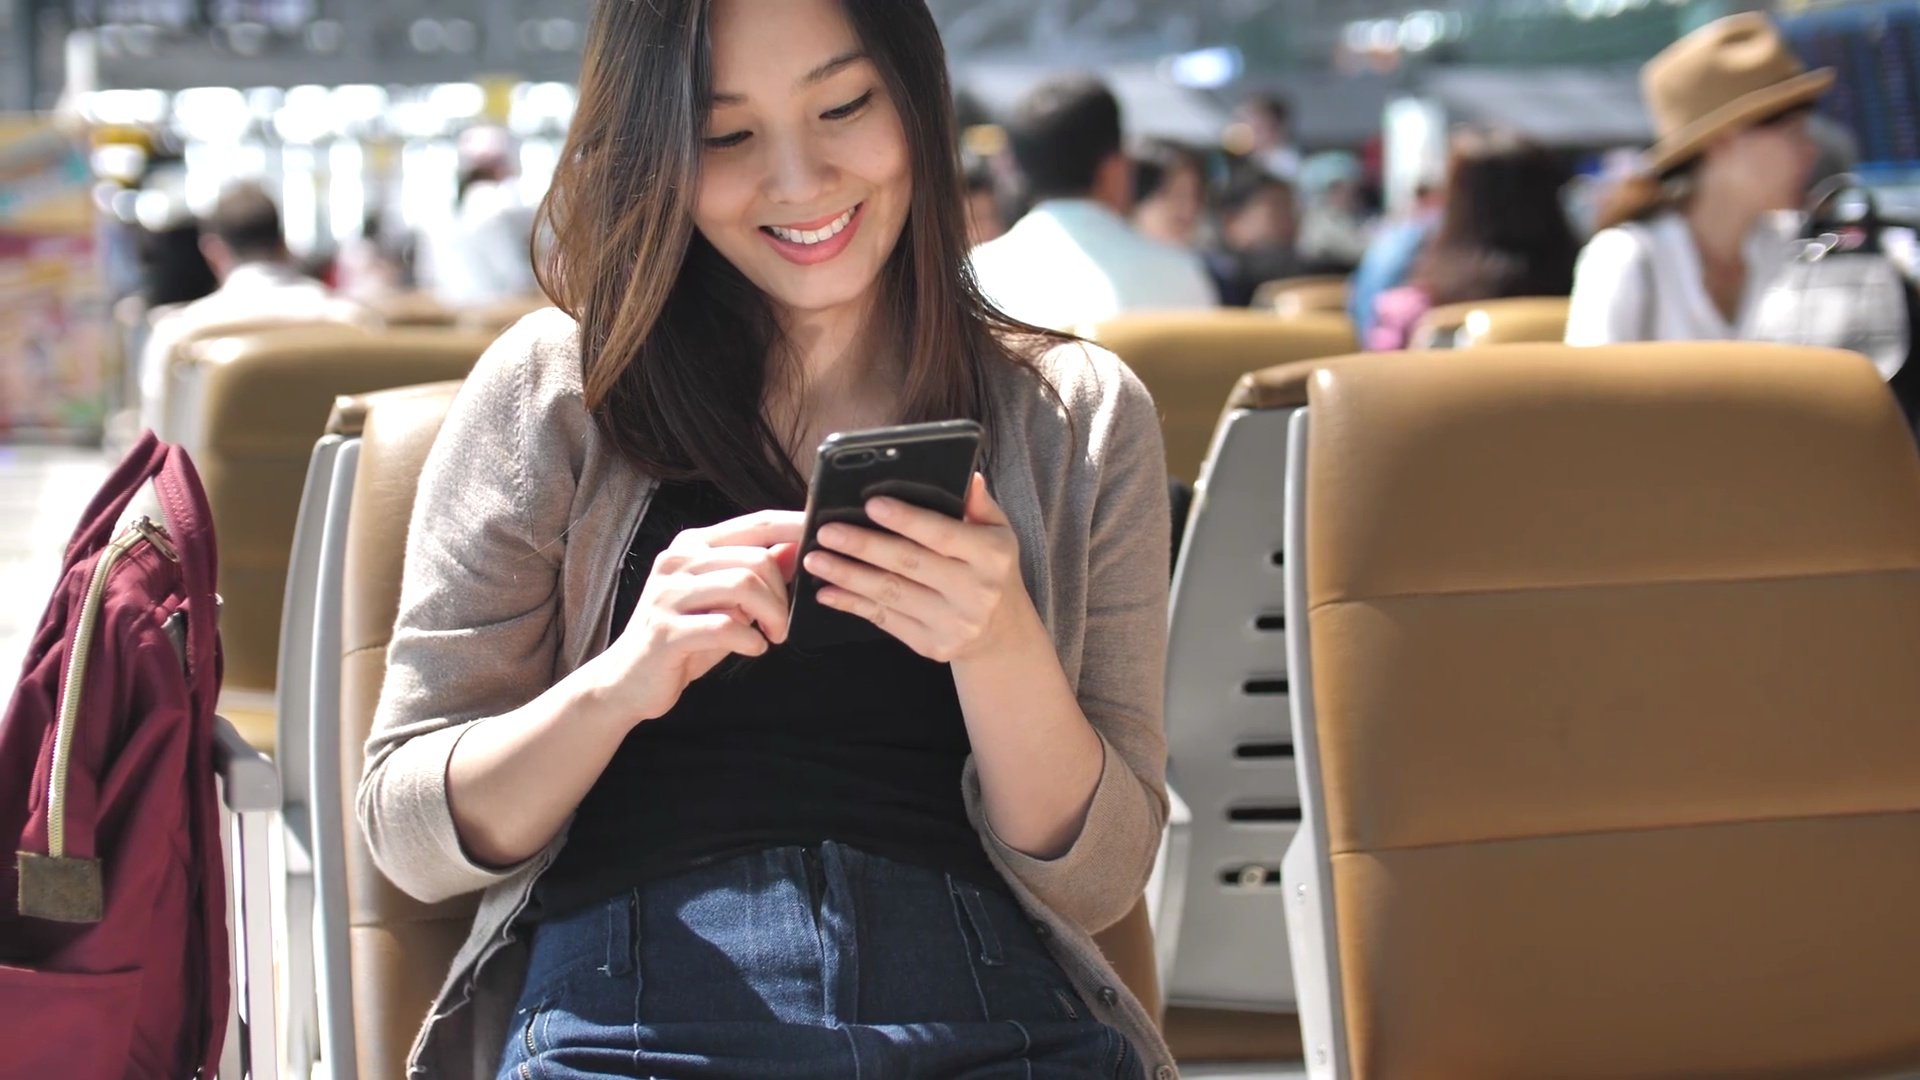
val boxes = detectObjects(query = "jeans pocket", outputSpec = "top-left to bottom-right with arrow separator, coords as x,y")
952,879 -> 1087,1024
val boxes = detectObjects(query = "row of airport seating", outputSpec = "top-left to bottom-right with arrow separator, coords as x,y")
178,296 -> 1918,1078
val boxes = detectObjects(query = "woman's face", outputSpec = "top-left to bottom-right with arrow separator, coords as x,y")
1134,161 -> 1203,248
1710,110 -> 1820,214
695,0 -> 913,321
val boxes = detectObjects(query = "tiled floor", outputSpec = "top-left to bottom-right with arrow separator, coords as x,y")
0,445 -> 112,697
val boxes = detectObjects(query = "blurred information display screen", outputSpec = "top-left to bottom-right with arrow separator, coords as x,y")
0,118 -> 105,443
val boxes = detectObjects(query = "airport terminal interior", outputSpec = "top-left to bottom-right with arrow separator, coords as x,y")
3,0 -> 1919,1077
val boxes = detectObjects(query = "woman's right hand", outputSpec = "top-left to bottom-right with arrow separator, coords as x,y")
584,509 -> 804,727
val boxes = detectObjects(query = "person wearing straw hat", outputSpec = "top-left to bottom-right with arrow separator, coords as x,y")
1565,13 -> 1831,346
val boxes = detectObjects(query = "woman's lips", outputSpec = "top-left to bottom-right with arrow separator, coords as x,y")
759,202 -> 865,267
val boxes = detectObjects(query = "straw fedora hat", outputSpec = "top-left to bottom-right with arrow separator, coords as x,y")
1640,12 -> 1833,177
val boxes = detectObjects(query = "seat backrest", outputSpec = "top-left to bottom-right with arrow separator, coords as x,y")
1085,310 -> 1358,482
1409,296 -> 1570,350
163,318 -> 372,445
1293,343 -> 1920,1078
364,290 -> 456,328
454,295 -> 549,335
336,383 -> 477,1080
1252,276 -> 1350,319
193,327 -> 493,695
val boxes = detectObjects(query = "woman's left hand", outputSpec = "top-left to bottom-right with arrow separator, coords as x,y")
805,473 -> 1035,663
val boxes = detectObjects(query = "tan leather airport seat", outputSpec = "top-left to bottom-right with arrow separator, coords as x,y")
454,294 -> 550,335
335,385 -> 1167,1078
1410,295 -> 1569,350
1296,343 -> 1920,1078
364,290 -> 456,328
336,383 -> 477,1080
1084,310 -> 1358,481
191,327 -> 494,731
1251,275 -> 1350,319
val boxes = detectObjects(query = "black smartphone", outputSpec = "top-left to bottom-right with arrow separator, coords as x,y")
787,419 -> 984,650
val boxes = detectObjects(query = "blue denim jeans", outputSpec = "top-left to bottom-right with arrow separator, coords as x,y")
497,842 -> 1142,1079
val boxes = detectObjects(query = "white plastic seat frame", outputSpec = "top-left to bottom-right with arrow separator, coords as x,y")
1155,400 -> 1303,1013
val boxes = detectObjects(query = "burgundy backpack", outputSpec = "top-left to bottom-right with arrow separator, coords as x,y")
0,432 -> 229,1078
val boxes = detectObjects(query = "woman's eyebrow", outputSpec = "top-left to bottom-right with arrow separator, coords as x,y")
710,50 -> 869,107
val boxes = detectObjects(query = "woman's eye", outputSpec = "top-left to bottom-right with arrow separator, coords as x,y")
822,90 -> 874,122
704,131 -> 751,150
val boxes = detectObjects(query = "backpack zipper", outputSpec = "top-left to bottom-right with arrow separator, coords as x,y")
46,516 -> 179,859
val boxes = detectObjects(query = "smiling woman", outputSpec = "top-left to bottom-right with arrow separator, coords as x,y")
354,1 -> 1176,1078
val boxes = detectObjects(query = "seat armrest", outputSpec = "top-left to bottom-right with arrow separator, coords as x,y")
1149,783 -> 1193,988
215,715 -> 281,812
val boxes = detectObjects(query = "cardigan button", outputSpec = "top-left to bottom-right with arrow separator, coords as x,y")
1030,919 -> 1051,939
1097,986 -> 1120,1007
1154,1066 -> 1176,1080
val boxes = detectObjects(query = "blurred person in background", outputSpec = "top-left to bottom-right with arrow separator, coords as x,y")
1367,130 -> 1580,350
1205,167 -> 1304,307
1347,176 -> 1445,340
420,125 -> 540,307
972,74 -> 1216,328
135,219 -> 218,308
1294,150 -> 1372,272
336,208 -> 406,303
1130,139 -> 1207,250
137,181 -> 367,435
962,152 -> 1007,247
1565,13 -> 1828,344
1235,93 -> 1301,182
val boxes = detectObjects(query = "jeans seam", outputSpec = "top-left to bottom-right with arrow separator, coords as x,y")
947,881 -> 995,1021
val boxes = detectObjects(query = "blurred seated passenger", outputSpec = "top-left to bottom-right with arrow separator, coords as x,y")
972,75 -> 1216,328
1235,93 -> 1301,183
136,218 -> 219,309
1204,167 -> 1304,308
335,209 -> 405,304
1294,151 -> 1372,272
1565,13 -> 1828,345
1368,130 -> 1579,350
1130,139 -> 1207,250
962,153 -> 1007,247
1347,178 -> 1444,340
419,125 -> 540,308
137,181 -> 367,435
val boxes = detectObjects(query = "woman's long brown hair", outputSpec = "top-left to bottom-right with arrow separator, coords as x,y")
535,0 -> 1068,510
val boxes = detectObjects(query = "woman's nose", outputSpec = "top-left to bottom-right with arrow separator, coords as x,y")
764,133 -> 833,207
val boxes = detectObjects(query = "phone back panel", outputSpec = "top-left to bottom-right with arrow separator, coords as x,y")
789,420 -> 982,650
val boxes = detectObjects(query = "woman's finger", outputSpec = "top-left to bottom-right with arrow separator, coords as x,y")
675,545 -> 790,609
694,509 -> 807,549
663,568 -> 790,643
803,551 -> 944,625
814,523 -> 961,592
863,496 -> 975,559
815,584 -> 937,656
962,473 -> 1008,527
663,611 -> 770,658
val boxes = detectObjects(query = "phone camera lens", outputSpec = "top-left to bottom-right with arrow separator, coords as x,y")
833,449 -> 877,469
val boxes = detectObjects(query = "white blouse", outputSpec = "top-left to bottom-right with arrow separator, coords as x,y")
1564,212 -> 1793,345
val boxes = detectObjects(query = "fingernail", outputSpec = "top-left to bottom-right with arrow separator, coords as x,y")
805,552 -> 828,573
867,497 -> 894,519
819,525 -> 846,546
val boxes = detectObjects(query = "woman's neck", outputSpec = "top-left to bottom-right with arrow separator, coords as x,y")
766,294 -> 906,464
1683,190 -> 1759,269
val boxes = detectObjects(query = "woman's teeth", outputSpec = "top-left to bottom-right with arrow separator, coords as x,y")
767,206 -> 857,246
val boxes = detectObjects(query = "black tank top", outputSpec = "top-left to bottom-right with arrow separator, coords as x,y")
534,479 -> 1003,919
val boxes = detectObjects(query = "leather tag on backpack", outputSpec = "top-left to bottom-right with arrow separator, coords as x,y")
16,851 -> 104,923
